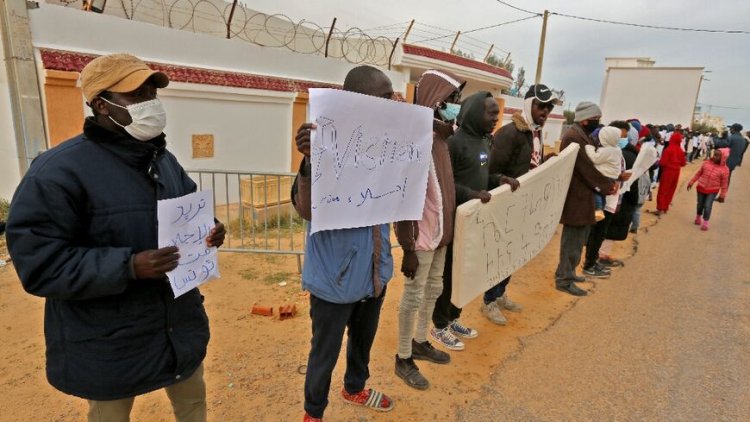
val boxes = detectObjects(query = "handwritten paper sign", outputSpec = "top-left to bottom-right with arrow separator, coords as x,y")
621,143 -> 659,191
158,190 -> 220,298
451,144 -> 579,308
308,88 -> 433,234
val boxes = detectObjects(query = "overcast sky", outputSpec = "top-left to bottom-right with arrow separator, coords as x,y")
247,0 -> 749,128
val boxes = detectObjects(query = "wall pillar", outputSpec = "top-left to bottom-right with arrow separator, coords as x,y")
291,91 -> 308,172
494,97 -> 506,132
44,70 -> 84,146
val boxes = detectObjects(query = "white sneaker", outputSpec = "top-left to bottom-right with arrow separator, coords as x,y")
480,301 -> 507,325
430,327 -> 465,351
449,319 -> 479,338
498,294 -> 523,312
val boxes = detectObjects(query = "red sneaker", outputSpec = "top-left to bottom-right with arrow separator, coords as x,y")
303,412 -> 322,422
341,388 -> 394,412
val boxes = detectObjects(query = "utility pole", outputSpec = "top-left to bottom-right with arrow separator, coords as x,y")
534,10 -> 549,84
0,0 -> 48,176
449,31 -> 461,55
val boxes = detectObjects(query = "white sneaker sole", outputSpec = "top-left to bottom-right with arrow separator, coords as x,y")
450,328 -> 479,339
429,331 -> 465,351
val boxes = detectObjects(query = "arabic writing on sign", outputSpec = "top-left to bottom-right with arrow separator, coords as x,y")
308,88 -> 433,234
157,190 -> 220,298
171,197 -> 208,225
451,144 -> 580,308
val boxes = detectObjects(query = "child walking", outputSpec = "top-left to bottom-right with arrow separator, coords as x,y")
687,149 -> 729,231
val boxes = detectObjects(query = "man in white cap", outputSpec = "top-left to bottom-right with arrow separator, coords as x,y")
553,101 -> 615,296
6,53 -> 225,421
482,84 -> 557,324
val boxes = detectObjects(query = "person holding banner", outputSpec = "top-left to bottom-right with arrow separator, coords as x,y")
393,69 -> 466,390
431,91 -> 499,348
554,102 -> 617,296
292,65 -> 397,421
482,84 -> 557,325
5,54 -> 225,422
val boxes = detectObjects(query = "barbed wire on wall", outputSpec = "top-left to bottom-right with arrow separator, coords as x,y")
54,0 -> 396,66
54,0 -> 513,70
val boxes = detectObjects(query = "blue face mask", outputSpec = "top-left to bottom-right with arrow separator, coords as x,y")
438,102 -> 461,122
618,138 -> 629,149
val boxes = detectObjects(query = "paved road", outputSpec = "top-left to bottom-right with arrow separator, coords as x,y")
459,165 -> 750,421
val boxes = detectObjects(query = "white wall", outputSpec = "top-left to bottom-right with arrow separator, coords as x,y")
600,67 -> 703,127
604,57 -> 654,69
29,4 -> 407,91
158,84 -> 294,172
0,28 -> 21,201
18,3 -> 407,179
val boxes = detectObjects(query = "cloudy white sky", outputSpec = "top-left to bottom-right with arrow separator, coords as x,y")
248,0 -> 749,128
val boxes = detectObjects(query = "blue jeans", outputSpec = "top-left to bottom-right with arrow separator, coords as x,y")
304,290 -> 386,418
484,276 -> 511,304
594,193 -> 605,210
631,204 -> 643,231
696,192 -> 717,220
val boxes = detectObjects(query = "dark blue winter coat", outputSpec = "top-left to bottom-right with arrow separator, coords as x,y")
715,132 -> 747,171
6,118 -> 210,400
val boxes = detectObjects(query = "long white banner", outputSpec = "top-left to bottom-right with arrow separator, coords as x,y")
451,144 -> 579,308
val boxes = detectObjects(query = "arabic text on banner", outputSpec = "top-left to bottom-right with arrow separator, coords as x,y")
451,144 -> 579,308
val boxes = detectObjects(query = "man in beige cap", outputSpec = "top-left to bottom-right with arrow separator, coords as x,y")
6,53 -> 224,421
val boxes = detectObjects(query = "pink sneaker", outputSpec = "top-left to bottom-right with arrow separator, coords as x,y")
701,221 -> 709,231
694,215 -> 702,225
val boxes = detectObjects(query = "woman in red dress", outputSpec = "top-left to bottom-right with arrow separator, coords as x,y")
656,130 -> 687,214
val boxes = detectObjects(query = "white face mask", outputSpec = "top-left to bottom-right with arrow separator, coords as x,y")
102,97 -> 167,141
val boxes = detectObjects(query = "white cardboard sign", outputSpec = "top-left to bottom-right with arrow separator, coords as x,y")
308,88 -> 433,234
158,190 -> 220,298
451,144 -> 579,308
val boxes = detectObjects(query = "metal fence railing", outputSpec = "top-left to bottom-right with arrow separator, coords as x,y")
186,169 -> 304,272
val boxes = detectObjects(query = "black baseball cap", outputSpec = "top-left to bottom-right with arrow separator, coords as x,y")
525,84 -> 557,103
730,123 -> 743,131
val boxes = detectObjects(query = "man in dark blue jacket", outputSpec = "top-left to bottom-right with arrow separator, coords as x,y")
716,123 -> 747,178
6,53 -> 225,422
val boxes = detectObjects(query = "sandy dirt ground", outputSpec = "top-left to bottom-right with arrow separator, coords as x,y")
459,164 -> 750,421
1,166 -> 708,422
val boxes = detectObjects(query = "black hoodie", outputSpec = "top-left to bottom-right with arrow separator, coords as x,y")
448,91 -> 499,205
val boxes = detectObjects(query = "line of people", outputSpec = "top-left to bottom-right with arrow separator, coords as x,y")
4,53 -> 745,422
636,121 -> 747,230
293,66 -> 652,421
295,69 -> 747,421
